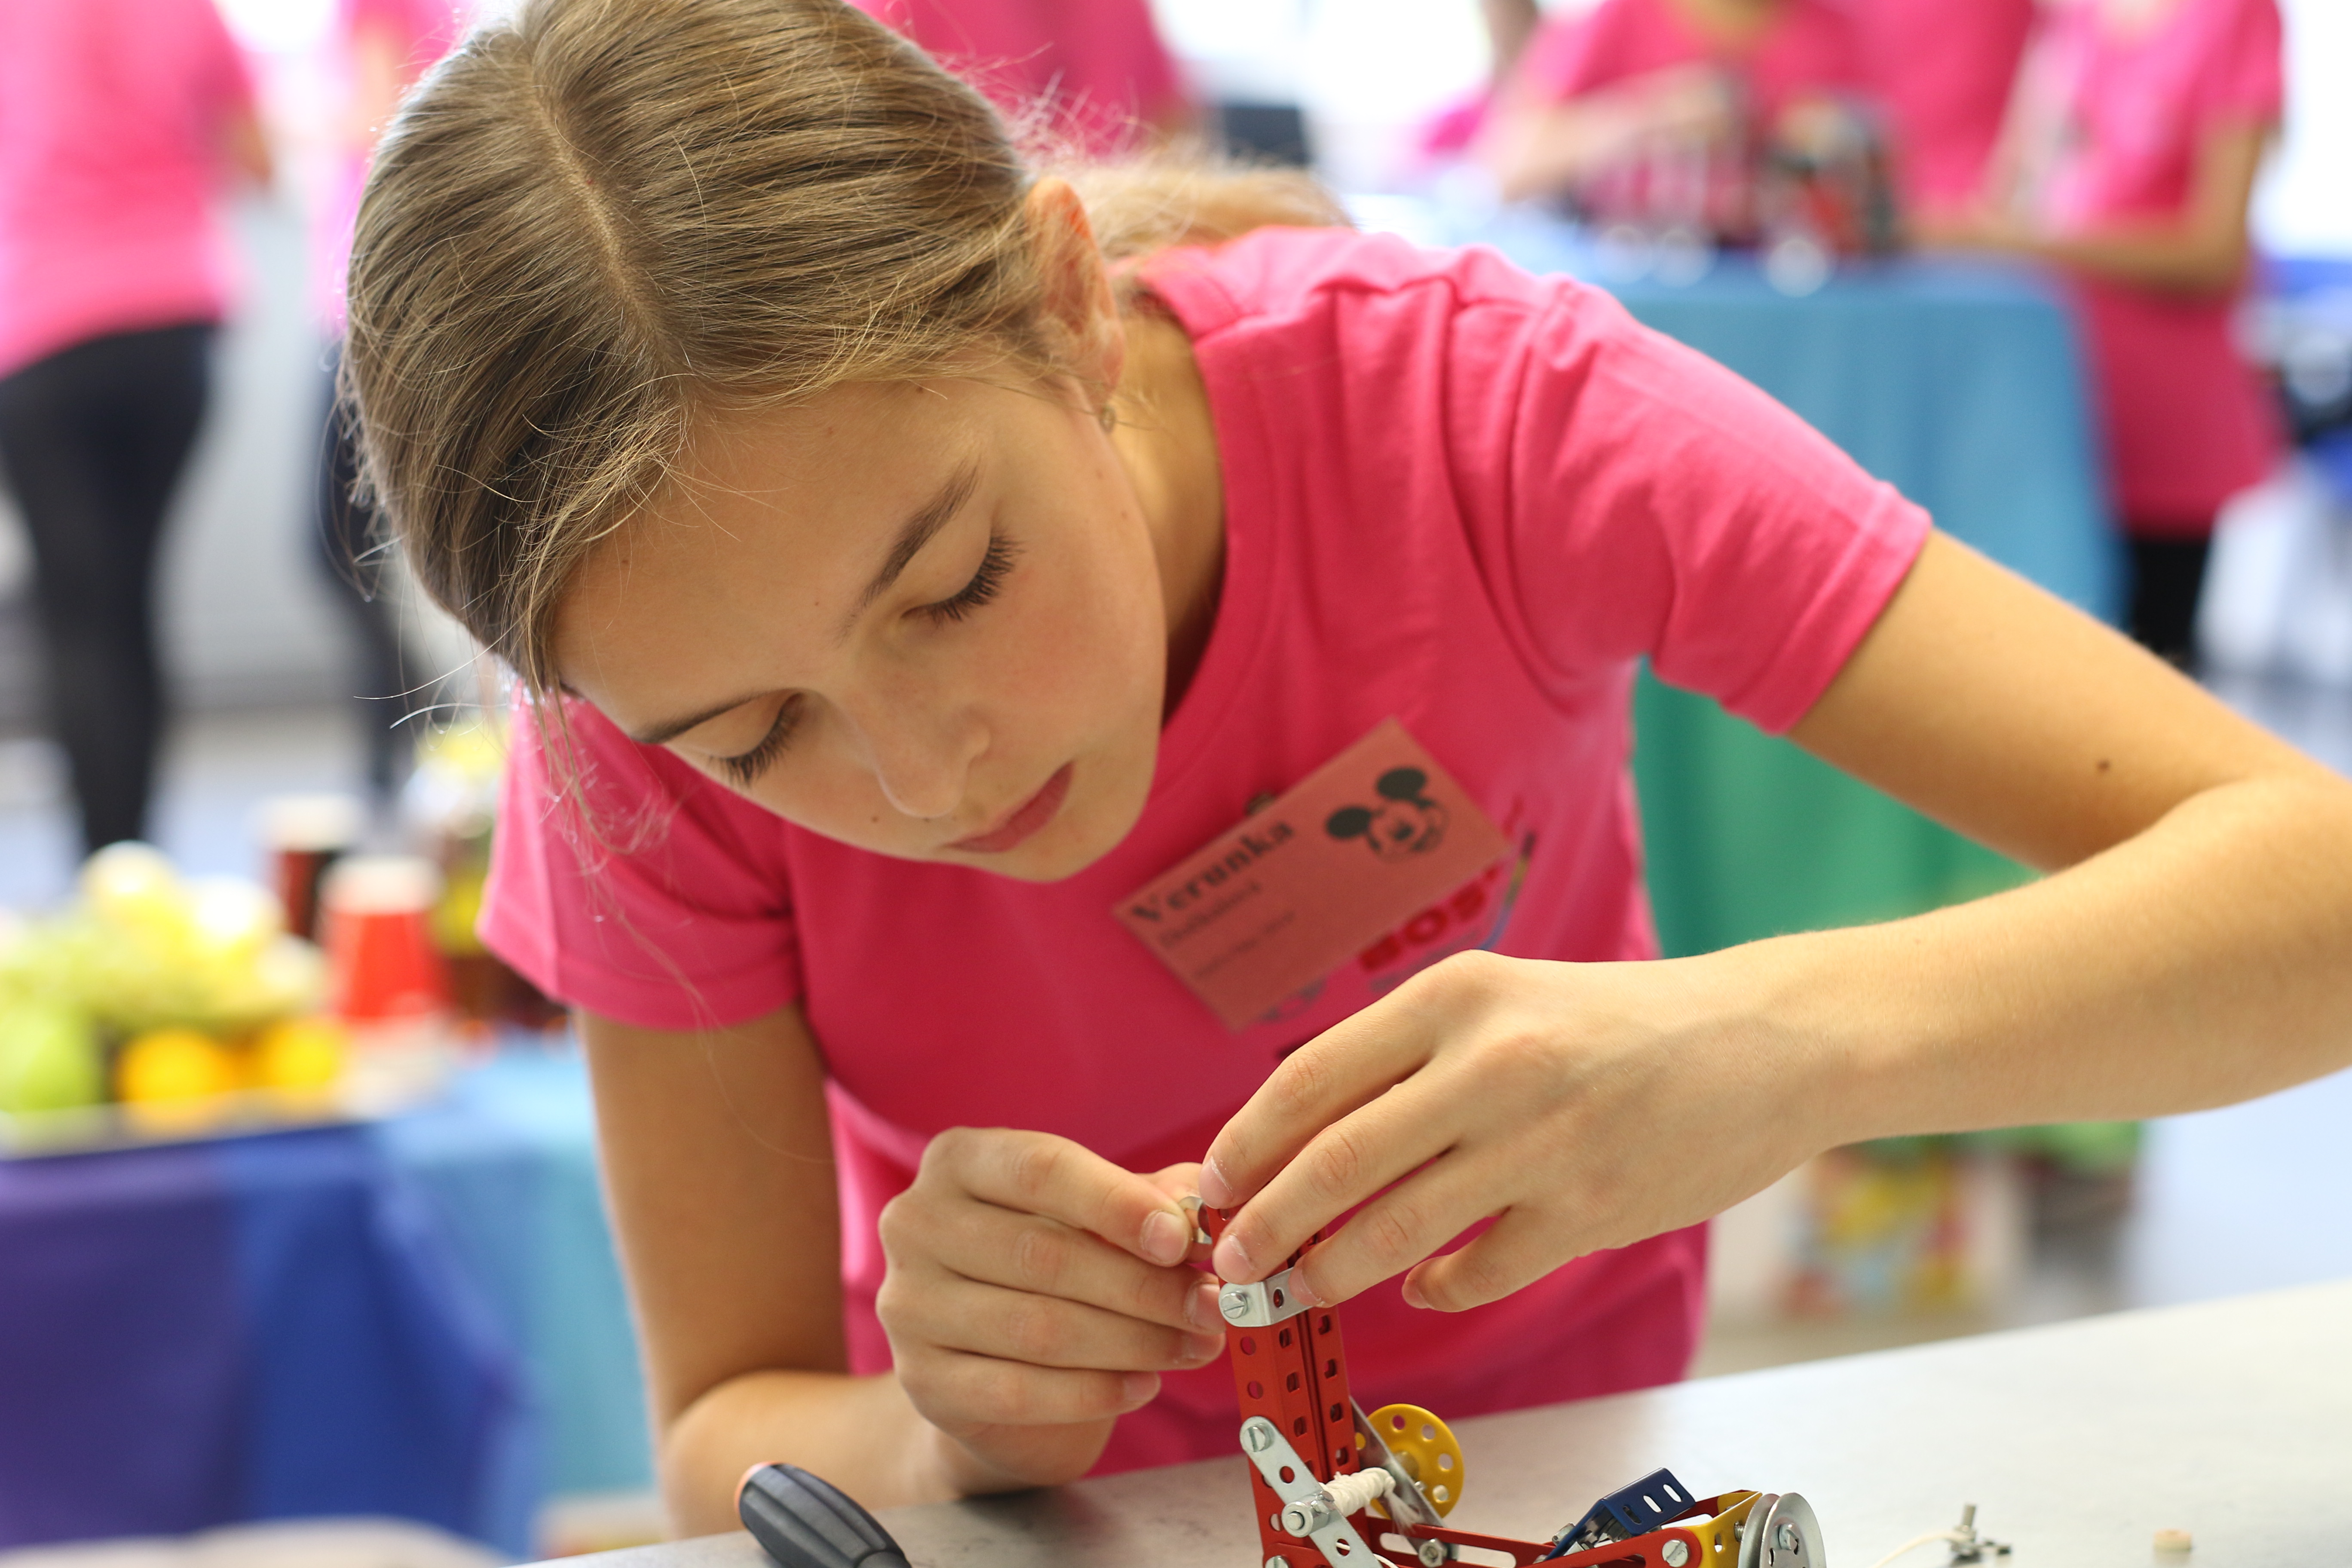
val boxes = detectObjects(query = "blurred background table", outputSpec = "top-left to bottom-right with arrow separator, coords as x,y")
1443,211 -> 2117,954
0,1047 -> 650,1562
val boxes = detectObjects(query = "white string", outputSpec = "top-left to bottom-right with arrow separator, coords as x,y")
1865,1530 -> 1969,1568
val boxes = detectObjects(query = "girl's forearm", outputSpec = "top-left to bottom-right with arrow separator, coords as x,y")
1742,772 -> 2352,1150
2028,222 -> 2248,295
662,1368 -> 983,1534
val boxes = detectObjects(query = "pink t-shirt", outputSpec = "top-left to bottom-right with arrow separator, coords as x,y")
480,228 -> 1930,1472
315,0 -> 471,331
850,0 -> 1185,157
1857,0 -> 2036,213
2039,0 -> 2285,528
0,0 -> 255,377
1516,0 -> 1871,126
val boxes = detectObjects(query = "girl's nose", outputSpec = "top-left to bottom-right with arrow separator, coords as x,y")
851,699 -> 985,822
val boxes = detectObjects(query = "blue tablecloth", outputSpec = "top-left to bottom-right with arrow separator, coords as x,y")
0,1050 -> 650,1560
0,1116 -> 542,1558
373,1050 -> 651,1509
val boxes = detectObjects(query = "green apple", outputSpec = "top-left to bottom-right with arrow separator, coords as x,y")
0,1000 -> 103,1114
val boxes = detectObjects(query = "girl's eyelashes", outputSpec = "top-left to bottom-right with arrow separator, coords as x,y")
710,534 -> 1014,787
916,533 -> 1017,624
714,695 -> 804,787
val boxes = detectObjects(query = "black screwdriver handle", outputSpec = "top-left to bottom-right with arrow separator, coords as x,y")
738,1463 -> 911,1568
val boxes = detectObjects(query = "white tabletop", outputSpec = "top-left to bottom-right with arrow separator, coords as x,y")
549,1279 -> 2352,1568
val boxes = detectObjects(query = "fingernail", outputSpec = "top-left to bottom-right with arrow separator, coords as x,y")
1211,1233 -> 1252,1282
1197,1156 -> 1234,1209
1185,1280 -> 1222,1332
1179,1331 -> 1226,1365
1121,1372 -> 1161,1406
1288,1269 -> 1326,1310
1401,1275 -> 1430,1311
1139,1209 -> 1187,1266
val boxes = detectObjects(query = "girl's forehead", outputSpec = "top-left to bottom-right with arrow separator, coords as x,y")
554,385 -> 992,677
672,382 -> 971,504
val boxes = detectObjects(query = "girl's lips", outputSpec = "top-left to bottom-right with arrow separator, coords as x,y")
949,763 -> 1074,854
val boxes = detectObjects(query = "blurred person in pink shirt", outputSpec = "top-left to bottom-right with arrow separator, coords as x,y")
313,0 -> 471,808
0,0 -> 271,854
1856,0 -> 2037,218
1477,0 -> 1871,208
849,0 -> 1190,156
1925,0 -> 2285,667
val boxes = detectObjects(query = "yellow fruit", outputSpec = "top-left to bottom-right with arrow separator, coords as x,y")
81,843 -> 185,929
117,1028 -> 240,1104
252,1017 -> 347,1093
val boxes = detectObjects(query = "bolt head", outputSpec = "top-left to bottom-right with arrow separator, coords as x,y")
1418,1541 -> 1449,1567
1662,1541 -> 1690,1567
1221,1287 -> 1253,1322
1778,1522 -> 1800,1553
1243,1420 -> 1274,1452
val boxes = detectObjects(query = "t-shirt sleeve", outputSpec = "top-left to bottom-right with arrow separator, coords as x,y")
2200,0 -> 2283,125
1442,262 -> 1930,733
478,699 -> 806,1031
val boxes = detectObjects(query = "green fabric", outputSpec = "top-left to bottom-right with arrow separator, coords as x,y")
1632,674 -> 2034,958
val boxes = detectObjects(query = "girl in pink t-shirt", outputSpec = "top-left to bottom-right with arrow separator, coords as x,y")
1477,0 -> 1870,210
848,0 -> 1188,156
0,0 -> 270,853
1855,0 -> 2037,217
342,0 -> 2352,1536
1924,0 -> 2285,667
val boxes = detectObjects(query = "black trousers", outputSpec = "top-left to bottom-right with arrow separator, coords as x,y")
0,323 -> 212,853
2125,534 -> 2213,674
315,350 -> 416,802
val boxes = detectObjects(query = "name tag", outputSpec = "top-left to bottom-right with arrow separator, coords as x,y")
1115,719 -> 1510,1029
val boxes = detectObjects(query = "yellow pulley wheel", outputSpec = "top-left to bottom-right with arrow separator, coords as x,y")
1365,1403 -> 1465,1517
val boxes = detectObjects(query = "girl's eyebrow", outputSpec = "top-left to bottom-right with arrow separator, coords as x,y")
625,455 -> 985,747
837,454 -> 983,640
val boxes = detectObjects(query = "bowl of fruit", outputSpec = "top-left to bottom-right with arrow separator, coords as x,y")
0,844 -> 446,1155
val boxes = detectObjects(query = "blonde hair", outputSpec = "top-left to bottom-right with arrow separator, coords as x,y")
344,0 -> 1345,695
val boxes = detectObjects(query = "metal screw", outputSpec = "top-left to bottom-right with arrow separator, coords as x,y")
1222,1286 -> 1254,1322
1662,1541 -> 1690,1567
1417,1541 -> 1450,1567
1243,1419 -> 1275,1453
1778,1523 -> 1801,1553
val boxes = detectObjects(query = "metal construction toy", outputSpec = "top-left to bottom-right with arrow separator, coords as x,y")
1197,1202 -> 1828,1568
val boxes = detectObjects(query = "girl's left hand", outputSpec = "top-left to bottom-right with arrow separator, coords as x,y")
1197,948 -> 1828,1312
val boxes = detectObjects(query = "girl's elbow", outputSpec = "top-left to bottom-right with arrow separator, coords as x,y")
654,1400 -> 744,1539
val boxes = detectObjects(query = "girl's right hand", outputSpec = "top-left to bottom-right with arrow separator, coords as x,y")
875,1127 -> 1227,1491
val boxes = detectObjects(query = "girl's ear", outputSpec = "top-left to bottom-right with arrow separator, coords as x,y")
1023,177 -> 1126,408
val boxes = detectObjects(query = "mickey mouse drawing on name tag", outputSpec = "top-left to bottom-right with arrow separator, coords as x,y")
1325,767 -> 1450,861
